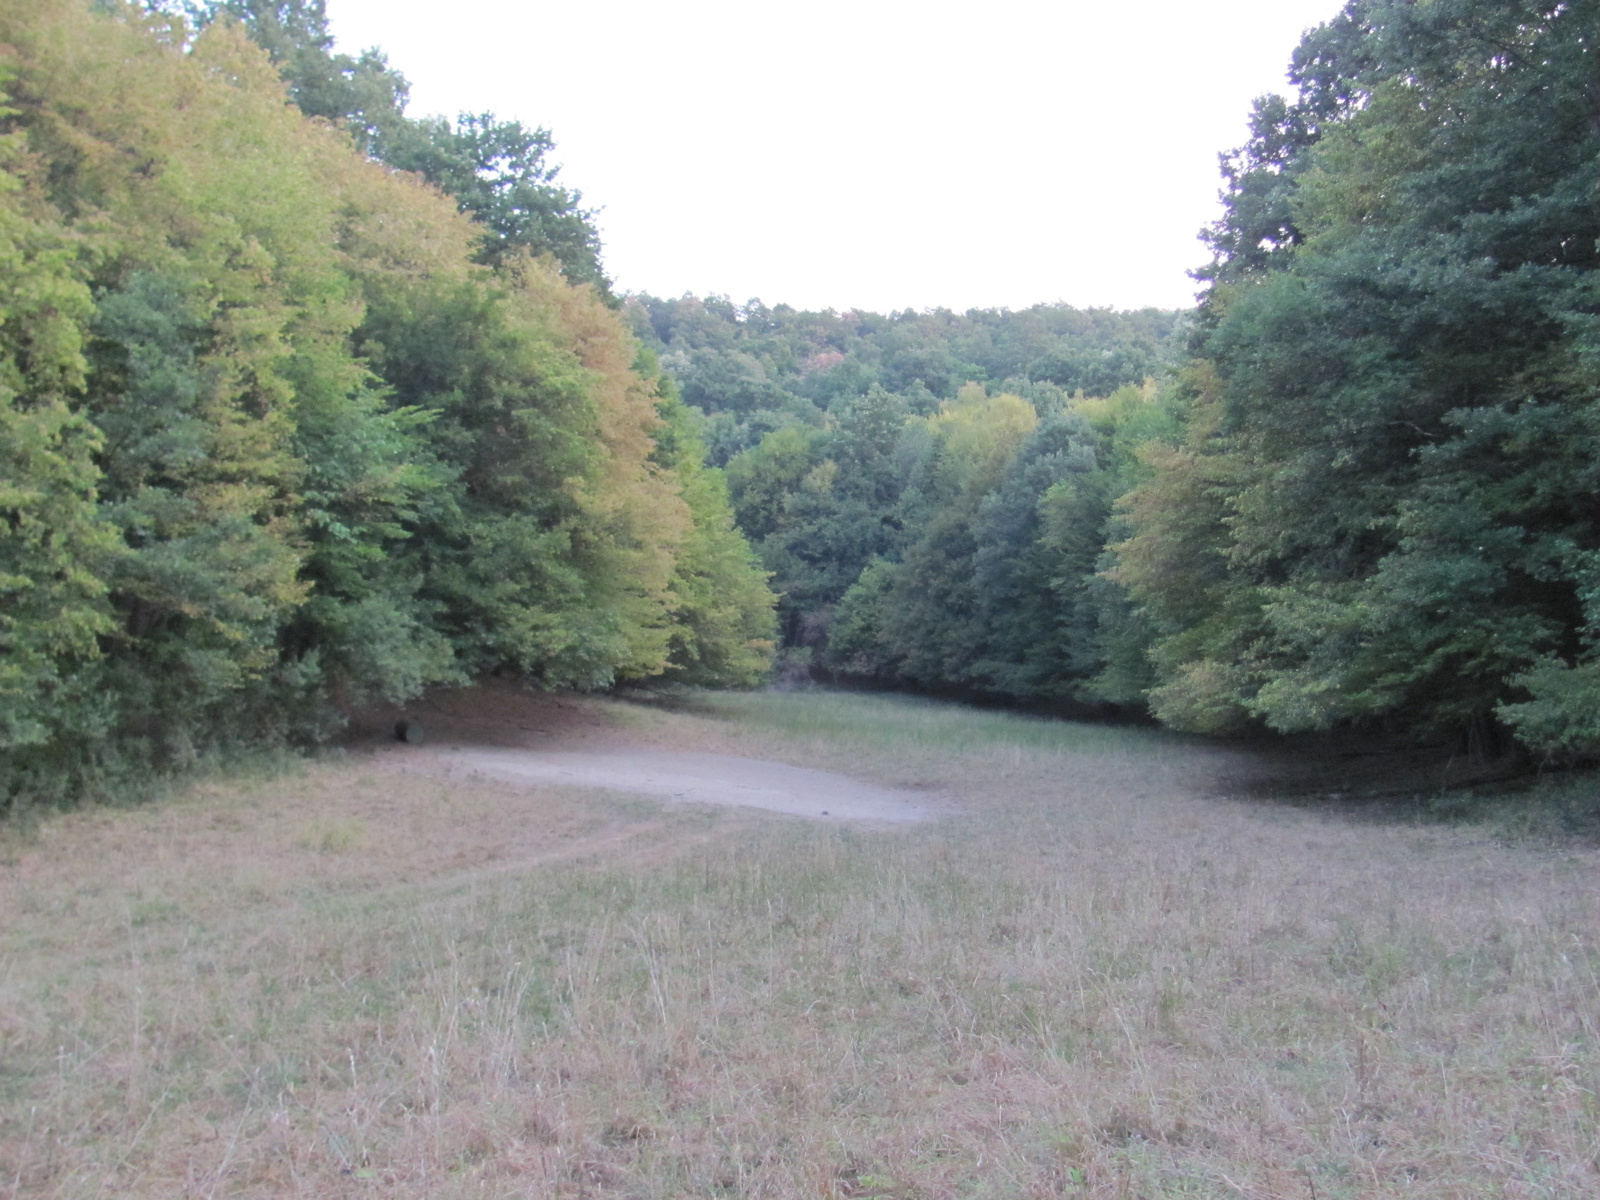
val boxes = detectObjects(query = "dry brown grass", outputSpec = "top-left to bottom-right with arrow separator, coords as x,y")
1,685 -> 1598,1198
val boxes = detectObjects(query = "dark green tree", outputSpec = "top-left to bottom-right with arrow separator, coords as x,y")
383,114 -> 608,289
1115,0 -> 1600,747
163,0 -> 611,291
965,413 -> 1101,698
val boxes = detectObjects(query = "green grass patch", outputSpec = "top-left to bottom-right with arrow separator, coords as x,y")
689,687 -> 1180,756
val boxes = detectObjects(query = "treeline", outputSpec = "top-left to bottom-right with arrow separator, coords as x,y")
0,0 -> 775,807
1126,0 -> 1596,754
643,0 -> 1600,758
627,295 -> 1182,699
627,295 -> 1180,465
5,0 -> 1593,809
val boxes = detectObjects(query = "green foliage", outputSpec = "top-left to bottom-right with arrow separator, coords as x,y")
200,0 -> 409,152
651,388 -> 778,686
635,296 -> 1184,707
967,417 -> 1103,697
864,390 -> 1038,687
352,271 -> 597,681
825,558 -> 898,679
755,385 -> 921,642
0,0 -> 774,810
167,0 -> 610,292
1110,0 -> 1600,748
382,114 -> 607,290
628,295 -> 1180,465
0,141 -> 113,757
21,0 -> 1594,791
702,309 -> 1187,706
725,423 -> 822,543
1499,660 -> 1600,759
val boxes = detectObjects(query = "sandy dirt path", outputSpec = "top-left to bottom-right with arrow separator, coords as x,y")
422,746 -> 934,822
349,683 -> 941,823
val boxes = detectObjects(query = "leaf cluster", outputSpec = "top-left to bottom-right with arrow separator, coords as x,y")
155,0 -> 610,293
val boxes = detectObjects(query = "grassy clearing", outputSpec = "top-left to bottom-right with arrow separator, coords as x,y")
2,688 -> 1598,1197
674,689 -> 1171,756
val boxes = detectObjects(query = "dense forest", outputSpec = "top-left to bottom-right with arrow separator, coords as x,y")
0,0 -> 776,808
1121,0 -> 1597,755
2,0 -> 1597,813
630,0 -> 1597,760
770,376 -> 1177,708
625,297 -> 1181,466
624,295 -> 1183,699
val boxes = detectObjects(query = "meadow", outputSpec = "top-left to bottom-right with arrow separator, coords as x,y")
1,687 -> 1597,1198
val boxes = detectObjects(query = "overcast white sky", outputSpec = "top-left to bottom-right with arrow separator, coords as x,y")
325,0 -> 1346,314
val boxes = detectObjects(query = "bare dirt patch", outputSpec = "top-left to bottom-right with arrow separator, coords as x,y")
351,679 -> 936,823
429,748 -> 932,822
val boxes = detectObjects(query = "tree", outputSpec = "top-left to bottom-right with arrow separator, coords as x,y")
862,388 -> 1038,687
626,294 -> 1179,469
383,114 -> 608,289
164,0 -> 612,291
1113,0 -> 1600,745
649,383 -> 777,686
175,0 -> 410,151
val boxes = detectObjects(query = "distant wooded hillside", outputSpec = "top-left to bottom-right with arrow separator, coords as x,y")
625,297 -> 1180,707
627,296 -> 1181,466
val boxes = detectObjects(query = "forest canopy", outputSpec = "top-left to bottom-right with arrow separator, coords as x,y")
1125,0 -> 1599,753
3,0 -> 1596,814
0,0 -> 775,808
629,0 -> 1599,761
623,296 -> 1182,703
